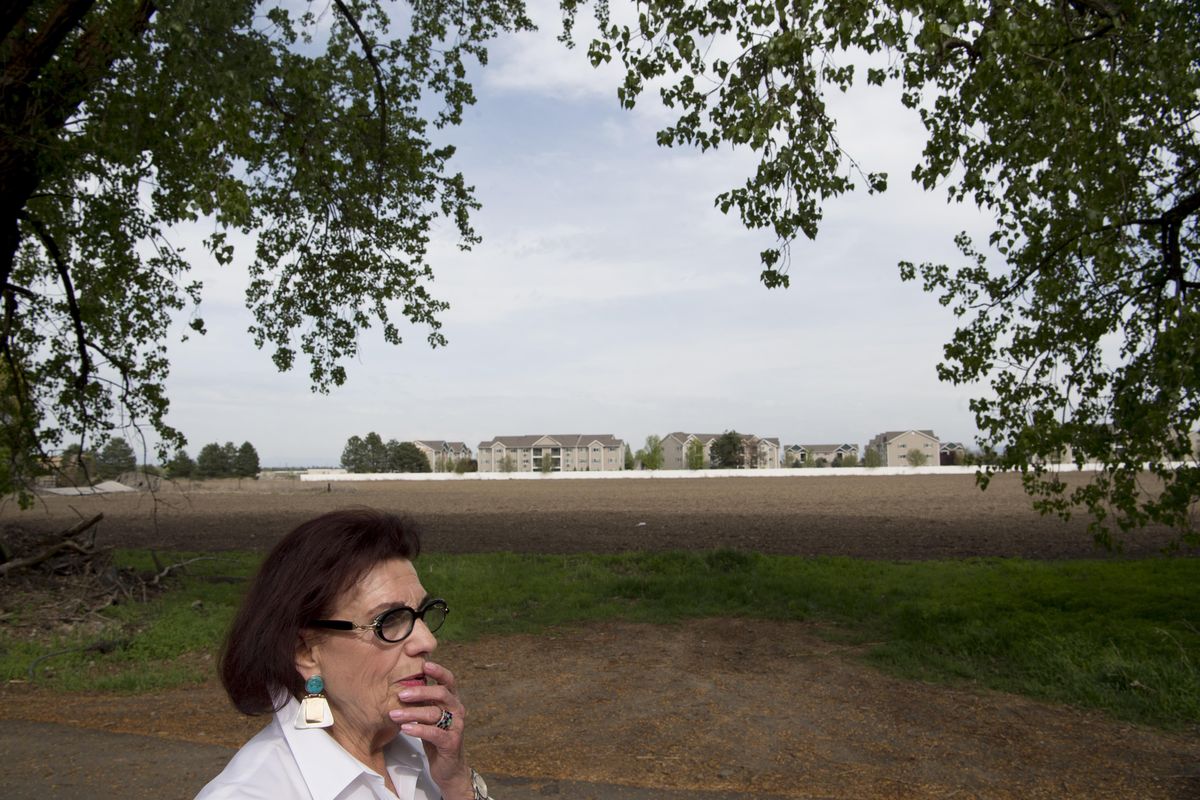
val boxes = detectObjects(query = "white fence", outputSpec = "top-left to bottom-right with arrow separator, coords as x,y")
299,463 -> 1111,482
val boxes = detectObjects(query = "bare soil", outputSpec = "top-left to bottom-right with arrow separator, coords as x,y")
3,474 -> 1198,798
3,472 -> 1192,558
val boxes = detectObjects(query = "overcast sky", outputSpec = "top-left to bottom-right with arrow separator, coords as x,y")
155,3 -> 995,467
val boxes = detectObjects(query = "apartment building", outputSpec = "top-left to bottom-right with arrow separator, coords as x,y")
476,434 -> 626,473
661,432 -> 781,469
413,440 -> 473,472
939,441 -> 967,465
866,430 -> 940,466
785,443 -> 858,466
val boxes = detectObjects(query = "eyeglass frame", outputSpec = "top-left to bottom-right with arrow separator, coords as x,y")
308,598 -> 449,643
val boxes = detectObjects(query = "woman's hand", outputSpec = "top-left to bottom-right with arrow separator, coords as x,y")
388,660 -> 474,799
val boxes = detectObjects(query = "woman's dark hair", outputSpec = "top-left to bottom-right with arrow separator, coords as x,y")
220,507 -> 422,715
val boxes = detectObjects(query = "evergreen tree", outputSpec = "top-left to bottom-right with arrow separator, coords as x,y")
96,437 -> 137,480
165,449 -> 195,478
341,436 -> 369,473
363,433 -> 389,472
388,441 -> 432,473
234,442 -> 260,478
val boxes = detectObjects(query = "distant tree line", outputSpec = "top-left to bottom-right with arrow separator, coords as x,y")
165,441 -> 260,479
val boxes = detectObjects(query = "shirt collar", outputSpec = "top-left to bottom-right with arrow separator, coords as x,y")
275,697 -> 427,800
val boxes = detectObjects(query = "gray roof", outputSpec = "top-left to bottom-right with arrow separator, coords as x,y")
478,434 -> 624,449
665,432 -> 778,445
871,430 -> 938,444
414,440 -> 471,452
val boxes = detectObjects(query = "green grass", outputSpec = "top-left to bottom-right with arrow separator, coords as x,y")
2,549 -> 1197,728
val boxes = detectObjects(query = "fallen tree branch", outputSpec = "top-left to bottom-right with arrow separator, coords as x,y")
145,555 -> 215,587
0,512 -> 103,576
27,637 -> 125,681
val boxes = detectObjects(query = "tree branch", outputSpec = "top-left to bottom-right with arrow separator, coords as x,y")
19,213 -> 91,391
0,283 -> 30,416
331,0 -> 389,186
0,0 -> 98,95
2,281 -> 36,300
1,0 -> 157,293
0,0 -> 37,48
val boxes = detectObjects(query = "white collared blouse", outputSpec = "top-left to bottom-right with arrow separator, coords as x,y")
196,697 -> 440,800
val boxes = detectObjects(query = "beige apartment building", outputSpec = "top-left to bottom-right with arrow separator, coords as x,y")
476,434 -> 626,473
939,441 -> 967,465
413,440 -> 472,472
784,443 -> 858,466
660,432 -> 781,469
867,430 -> 940,466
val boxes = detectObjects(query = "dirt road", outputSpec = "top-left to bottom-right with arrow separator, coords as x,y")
3,620 -> 1198,799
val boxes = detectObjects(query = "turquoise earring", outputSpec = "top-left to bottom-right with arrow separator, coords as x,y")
295,675 -> 334,729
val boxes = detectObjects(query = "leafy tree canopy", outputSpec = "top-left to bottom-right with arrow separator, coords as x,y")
1,0 -> 534,504
685,436 -> 705,469
195,442 -> 229,478
637,434 -> 664,470
564,0 -> 1200,544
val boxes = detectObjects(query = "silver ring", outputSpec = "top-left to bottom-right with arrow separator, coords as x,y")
435,709 -> 453,730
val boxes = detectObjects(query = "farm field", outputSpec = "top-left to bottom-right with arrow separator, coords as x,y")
5,471 -> 1190,557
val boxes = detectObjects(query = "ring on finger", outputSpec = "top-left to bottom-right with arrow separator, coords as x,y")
435,709 -> 454,730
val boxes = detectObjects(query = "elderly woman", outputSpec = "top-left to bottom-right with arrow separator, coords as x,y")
197,508 -> 493,800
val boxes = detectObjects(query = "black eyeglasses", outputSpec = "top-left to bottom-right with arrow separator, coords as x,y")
309,598 -> 449,643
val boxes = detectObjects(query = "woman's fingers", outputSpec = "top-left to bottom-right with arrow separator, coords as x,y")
389,704 -> 466,728
395,661 -> 461,710
391,661 -> 466,740
391,660 -> 474,796
423,660 -> 456,693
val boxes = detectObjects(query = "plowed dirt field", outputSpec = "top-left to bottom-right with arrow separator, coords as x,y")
4,471 -> 1189,558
